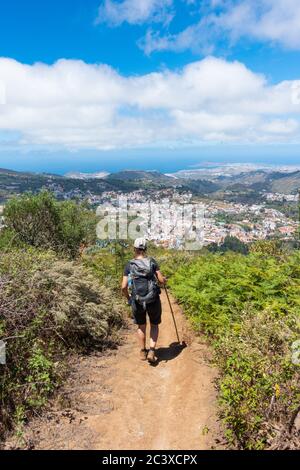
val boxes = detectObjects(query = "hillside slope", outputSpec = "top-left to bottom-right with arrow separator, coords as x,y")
269,171 -> 300,194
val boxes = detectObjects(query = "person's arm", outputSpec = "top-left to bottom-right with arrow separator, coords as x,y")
152,258 -> 167,285
121,275 -> 130,300
156,270 -> 167,285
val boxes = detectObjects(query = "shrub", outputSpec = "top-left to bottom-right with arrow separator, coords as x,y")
58,200 -> 98,257
35,259 -> 124,347
3,192 -> 97,257
0,249 -> 125,442
166,249 -> 300,449
208,235 -> 249,254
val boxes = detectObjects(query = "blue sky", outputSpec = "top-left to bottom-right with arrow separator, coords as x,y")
0,0 -> 300,173
1,0 -> 300,81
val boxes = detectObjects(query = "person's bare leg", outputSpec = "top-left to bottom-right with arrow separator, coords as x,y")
137,324 -> 147,360
149,324 -> 159,349
148,324 -> 159,363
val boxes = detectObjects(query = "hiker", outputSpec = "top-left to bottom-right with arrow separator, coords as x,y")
121,238 -> 167,364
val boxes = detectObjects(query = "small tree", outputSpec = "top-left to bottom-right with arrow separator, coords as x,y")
219,235 -> 249,255
3,192 -> 97,257
58,200 -> 97,257
4,191 -> 60,249
208,236 -> 249,254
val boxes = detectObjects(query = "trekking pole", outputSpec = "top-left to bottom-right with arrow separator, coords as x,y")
163,284 -> 180,344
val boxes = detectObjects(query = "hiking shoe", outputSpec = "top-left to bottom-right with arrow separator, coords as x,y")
140,349 -> 148,361
147,349 -> 157,364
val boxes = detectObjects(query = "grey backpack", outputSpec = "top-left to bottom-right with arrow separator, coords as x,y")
129,258 -> 160,309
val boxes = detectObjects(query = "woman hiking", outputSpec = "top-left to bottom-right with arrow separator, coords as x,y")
121,238 -> 167,364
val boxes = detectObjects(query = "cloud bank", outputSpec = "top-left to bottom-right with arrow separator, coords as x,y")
0,56 -> 300,151
138,0 -> 300,54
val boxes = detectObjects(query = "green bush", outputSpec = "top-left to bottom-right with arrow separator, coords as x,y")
3,192 -> 97,257
166,250 -> 300,449
0,248 -> 125,442
208,235 -> 249,255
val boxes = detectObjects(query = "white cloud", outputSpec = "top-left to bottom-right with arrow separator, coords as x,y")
0,56 -> 300,151
140,0 -> 300,54
95,0 -> 174,26
215,0 -> 300,49
261,119 -> 299,135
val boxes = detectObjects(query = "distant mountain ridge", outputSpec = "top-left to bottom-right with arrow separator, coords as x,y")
104,170 -> 219,193
222,169 -> 300,194
0,167 -> 299,203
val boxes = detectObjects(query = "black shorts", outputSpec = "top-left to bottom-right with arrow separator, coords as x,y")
132,297 -> 162,325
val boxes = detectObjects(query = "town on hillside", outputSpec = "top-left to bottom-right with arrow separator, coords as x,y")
0,167 -> 299,249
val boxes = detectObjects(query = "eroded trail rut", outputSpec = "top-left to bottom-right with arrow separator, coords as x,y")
12,292 -> 223,450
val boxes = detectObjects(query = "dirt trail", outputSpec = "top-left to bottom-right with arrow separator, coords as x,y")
8,292 -> 223,450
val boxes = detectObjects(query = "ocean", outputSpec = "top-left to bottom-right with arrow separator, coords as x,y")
0,145 -> 300,175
